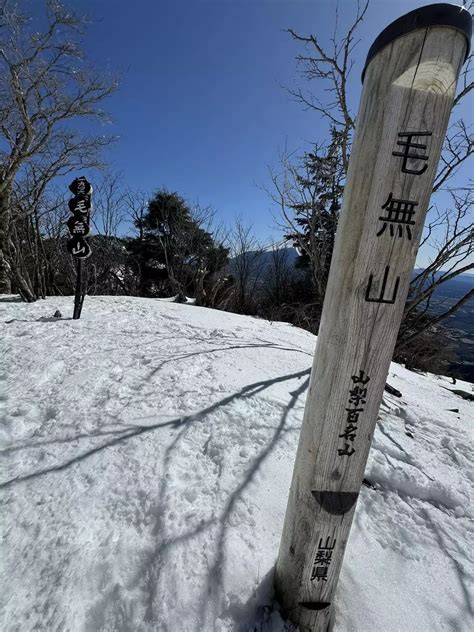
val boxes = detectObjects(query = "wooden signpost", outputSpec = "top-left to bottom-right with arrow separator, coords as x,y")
67,176 -> 93,319
274,4 -> 471,631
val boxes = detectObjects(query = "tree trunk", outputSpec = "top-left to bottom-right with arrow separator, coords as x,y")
0,189 -> 12,294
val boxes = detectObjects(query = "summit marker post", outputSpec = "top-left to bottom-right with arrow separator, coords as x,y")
67,176 -> 93,320
274,5 -> 471,631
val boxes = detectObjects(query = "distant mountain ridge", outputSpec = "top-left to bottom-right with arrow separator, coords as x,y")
228,249 -> 473,380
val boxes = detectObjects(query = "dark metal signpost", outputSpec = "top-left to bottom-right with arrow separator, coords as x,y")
274,4 -> 471,631
67,176 -> 92,319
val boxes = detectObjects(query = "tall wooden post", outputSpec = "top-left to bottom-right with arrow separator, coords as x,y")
275,5 -> 471,631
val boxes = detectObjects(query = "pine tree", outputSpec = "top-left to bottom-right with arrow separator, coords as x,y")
129,190 -> 228,299
284,128 -> 345,306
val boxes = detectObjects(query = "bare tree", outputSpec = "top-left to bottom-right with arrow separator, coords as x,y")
226,218 -> 265,315
124,188 -> 149,242
286,0 -> 369,172
188,204 -> 229,307
274,0 -> 473,345
92,173 -> 126,238
18,186 -> 75,296
0,0 -> 117,299
397,189 -> 473,348
264,243 -> 294,307
120,188 -> 149,294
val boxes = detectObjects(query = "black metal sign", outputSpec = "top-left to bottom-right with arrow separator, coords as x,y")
67,176 -> 92,259
67,236 -> 92,259
68,195 -> 91,215
67,216 -> 90,237
67,176 -> 93,320
69,176 -> 93,197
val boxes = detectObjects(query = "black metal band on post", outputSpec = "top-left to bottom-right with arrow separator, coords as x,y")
362,3 -> 472,83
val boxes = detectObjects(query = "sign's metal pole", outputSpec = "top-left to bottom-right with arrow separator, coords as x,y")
274,5 -> 471,631
73,258 -> 83,320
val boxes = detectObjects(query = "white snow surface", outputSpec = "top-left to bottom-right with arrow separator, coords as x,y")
0,295 -> 473,632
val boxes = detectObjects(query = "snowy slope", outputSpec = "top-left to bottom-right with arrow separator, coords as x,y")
0,295 -> 472,632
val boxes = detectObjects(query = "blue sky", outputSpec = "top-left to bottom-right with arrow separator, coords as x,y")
27,0 -> 473,270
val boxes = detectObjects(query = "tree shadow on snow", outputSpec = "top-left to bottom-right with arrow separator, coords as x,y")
195,373 -> 309,630
1,360 -> 311,631
421,508 -> 474,629
120,368 -> 309,631
144,342 -> 311,381
0,368 -> 310,489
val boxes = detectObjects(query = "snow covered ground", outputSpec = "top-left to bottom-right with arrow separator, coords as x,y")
0,295 -> 472,632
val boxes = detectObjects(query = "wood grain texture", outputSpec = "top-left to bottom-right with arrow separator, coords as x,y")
274,25 -> 467,632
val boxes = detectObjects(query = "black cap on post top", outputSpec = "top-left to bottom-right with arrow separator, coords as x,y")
362,3 -> 472,83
